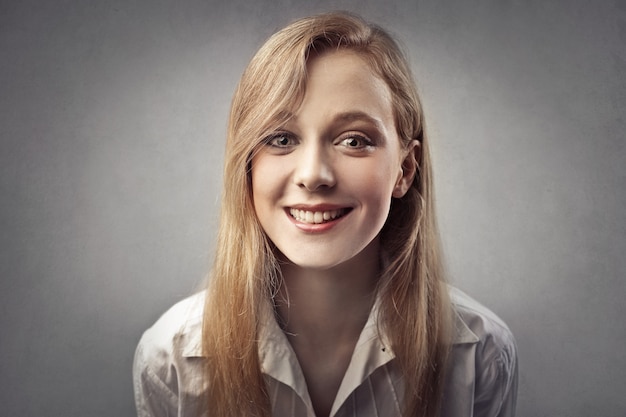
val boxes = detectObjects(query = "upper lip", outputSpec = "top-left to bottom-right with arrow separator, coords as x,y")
287,203 -> 351,211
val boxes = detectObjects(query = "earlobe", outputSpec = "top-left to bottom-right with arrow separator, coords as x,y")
392,140 -> 420,198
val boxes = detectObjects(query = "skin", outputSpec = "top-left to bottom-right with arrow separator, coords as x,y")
251,50 -> 418,417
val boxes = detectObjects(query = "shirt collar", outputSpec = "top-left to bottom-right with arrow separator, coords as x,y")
257,299 -> 396,415
451,308 -> 480,344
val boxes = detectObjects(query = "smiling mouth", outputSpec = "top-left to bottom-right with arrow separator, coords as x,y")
289,208 -> 350,224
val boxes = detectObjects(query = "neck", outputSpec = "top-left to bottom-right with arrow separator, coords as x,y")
274,239 -> 381,344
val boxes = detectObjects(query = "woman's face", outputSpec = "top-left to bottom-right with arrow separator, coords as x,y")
251,50 -> 416,270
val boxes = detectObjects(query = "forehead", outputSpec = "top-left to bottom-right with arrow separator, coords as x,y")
306,50 -> 390,96
295,50 -> 394,121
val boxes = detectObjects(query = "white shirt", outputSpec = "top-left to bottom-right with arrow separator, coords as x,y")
133,287 -> 517,417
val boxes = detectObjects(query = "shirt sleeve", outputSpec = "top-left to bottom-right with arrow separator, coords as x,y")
133,335 -> 179,417
472,330 -> 518,417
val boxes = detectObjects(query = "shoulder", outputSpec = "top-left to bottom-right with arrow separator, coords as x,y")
133,292 -> 205,392
136,291 -> 206,362
133,292 -> 206,416
445,286 -> 518,416
449,286 -> 516,352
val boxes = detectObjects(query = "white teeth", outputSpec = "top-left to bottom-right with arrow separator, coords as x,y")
289,208 -> 346,224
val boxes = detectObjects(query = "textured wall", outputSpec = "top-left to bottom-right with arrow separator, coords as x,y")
1,0 -> 624,415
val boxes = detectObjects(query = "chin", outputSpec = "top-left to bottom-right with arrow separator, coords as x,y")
281,252 -> 349,271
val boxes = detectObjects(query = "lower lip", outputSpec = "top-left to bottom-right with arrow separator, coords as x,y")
286,210 -> 348,233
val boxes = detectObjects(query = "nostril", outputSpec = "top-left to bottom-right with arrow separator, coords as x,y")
292,146 -> 337,191
295,166 -> 336,191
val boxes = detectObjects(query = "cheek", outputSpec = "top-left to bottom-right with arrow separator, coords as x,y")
346,159 -> 398,199
339,170 -> 396,232
251,154 -> 283,209
250,159 -> 267,210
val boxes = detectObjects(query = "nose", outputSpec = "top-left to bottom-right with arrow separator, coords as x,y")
293,142 -> 336,191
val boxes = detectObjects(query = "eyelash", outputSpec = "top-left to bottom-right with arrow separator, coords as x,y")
262,132 -> 376,151
264,132 -> 297,148
337,134 -> 374,149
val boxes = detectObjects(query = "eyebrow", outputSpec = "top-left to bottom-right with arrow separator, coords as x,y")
331,111 -> 386,130
283,110 -> 387,132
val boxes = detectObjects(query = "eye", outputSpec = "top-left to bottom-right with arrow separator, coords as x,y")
264,132 -> 297,148
338,134 -> 374,150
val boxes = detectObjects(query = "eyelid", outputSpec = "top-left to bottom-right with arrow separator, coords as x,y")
263,131 -> 298,147
336,132 -> 376,148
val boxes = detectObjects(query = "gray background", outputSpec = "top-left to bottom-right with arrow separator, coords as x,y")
1,0 -> 624,415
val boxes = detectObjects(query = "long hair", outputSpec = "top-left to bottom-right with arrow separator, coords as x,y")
202,12 -> 451,417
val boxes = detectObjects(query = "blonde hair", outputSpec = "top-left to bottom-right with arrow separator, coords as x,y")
203,12 -> 451,417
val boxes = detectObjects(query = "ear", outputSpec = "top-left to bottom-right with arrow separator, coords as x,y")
392,140 -> 420,198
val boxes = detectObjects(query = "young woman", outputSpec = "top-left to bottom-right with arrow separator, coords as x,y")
133,12 -> 518,417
